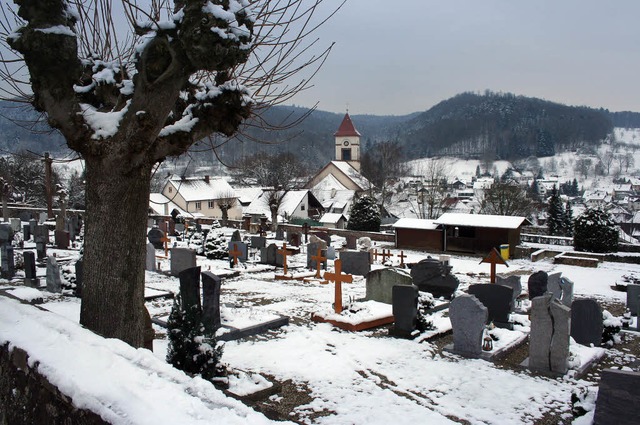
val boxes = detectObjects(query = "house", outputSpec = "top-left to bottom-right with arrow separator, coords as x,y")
472,178 -> 493,199
583,189 -> 611,208
148,193 -> 195,219
319,212 -> 348,229
612,184 -> 633,201
157,176 -> 242,220
243,189 -> 323,224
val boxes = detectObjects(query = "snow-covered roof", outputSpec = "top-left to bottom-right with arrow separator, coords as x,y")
166,177 -> 236,202
392,218 -> 439,230
473,179 -> 493,190
319,213 -> 346,225
149,193 -> 193,217
330,161 -> 371,191
244,190 -> 309,218
312,188 -> 355,211
434,213 -> 529,229
234,187 -> 264,205
313,173 -> 349,191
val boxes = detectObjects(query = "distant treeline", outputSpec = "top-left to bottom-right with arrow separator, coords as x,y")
609,111 -> 640,129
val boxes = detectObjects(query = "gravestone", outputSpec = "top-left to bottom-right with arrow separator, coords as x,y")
627,284 -> 640,316
559,277 -> 574,307
147,226 -> 165,250
34,225 -> 49,244
468,284 -> 514,328
54,230 -> 70,249
391,284 -> 419,338
29,218 -> 37,236
0,223 -> 12,244
496,275 -> 522,311
366,267 -> 413,304
547,272 -> 563,300
449,294 -> 488,358
250,236 -> 266,249
307,240 -> 327,269
528,293 -> 571,374
23,224 -> 31,241
1,245 -> 14,279
145,242 -> 156,271
9,218 -> 21,232
231,229 -> 242,242
178,266 -> 201,312
38,212 -> 47,224
75,259 -> 84,296
313,231 -> 331,246
19,211 -> 31,222
346,234 -> 357,249
170,247 -> 197,276
288,232 -> 302,247
571,299 -> 603,346
65,220 -> 75,241
340,250 -> 371,276
46,256 -> 63,293
228,241 -> 248,263
410,257 -> 459,299
23,251 -> 39,287
593,368 -> 640,425
528,270 -> 548,300
201,271 -> 222,333
175,223 -> 185,233
275,227 -> 284,240
260,243 -> 283,267
36,241 -> 47,261
327,246 -> 336,260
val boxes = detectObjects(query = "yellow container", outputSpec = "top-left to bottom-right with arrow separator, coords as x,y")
499,244 -> 509,260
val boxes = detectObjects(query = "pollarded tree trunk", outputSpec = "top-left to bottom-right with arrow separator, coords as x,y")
79,157 -> 153,347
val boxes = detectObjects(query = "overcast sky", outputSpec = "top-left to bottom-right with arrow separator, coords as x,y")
289,0 -> 640,116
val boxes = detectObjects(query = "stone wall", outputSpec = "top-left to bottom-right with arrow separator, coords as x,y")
0,343 -> 107,425
279,224 -> 395,243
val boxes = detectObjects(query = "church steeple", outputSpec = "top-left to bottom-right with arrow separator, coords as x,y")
334,113 -> 361,171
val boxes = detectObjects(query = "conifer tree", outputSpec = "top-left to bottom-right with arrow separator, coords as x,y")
547,186 -> 565,236
347,195 -> 381,232
563,201 -> 574,237
204,229 -> 228,260
573,208 -> 618,253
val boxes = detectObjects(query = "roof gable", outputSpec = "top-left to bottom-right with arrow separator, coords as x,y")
333,113 -> 361,137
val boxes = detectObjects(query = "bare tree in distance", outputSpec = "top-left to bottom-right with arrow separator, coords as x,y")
0,0 -> 342,347
479,180 -> 533,217
215,189 -> 237,227
411,158 -> 450,220
360,140 -> 407,213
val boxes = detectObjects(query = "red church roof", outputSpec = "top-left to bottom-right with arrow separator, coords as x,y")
333,113 -> 361,137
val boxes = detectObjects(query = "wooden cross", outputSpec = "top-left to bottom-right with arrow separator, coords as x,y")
277,243 -> 291,274
323,258 -> 353,314
372,249 -> 380,262
229,243 -> 243,267
160,234 -> 171,257
397,250 -> 406,267
311,247 -> 327,278
380,249 -> 392,263
480,247 -> 508,283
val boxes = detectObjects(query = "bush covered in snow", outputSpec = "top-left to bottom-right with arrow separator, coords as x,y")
166,294 -> 224,381
573,208 -> 618,253
204,229 -> 227,260
347,195 -> 381,232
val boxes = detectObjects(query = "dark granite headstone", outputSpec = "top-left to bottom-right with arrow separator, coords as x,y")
346,234 -> 357,249
231,229 -> 242,242
340,250 -> 371,276
9,218 -> 21,232
250,236 -> 266,249
54,230 -> 70,249
1,244 -> 14,279
571,298 -> 603,346
34,225 -> 49,244
410,257 -> 459,299
528,293 -> 570,374
147,227 -> 165,250
201,271 -> 222,334
75,259 -> 84,296
593,369 -> 640,425
627,284 -> 640,317
29,219 -> 37,237
24,251 -> 36,279
449,294 -> 488,358
228,241 -> 248,263
366,267 -> 413,304
307,241 -> 328,269
46,256 -> 62,293
170,248 -> 197,276
0,223 -> 13,244
392,284 -> 419,337
178,266 -> 201,312
23,224 -> 31,241
312,231 -> 331,246
528,270 -> 548,300
288,232 -> 302,247
275,227 -> 284,240
496,275 -> 521,311
260,243 -> 282,267
468,283 -> 514,328
36,241 -> 46,261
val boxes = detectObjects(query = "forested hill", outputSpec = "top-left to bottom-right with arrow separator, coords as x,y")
394,91 -> 613,160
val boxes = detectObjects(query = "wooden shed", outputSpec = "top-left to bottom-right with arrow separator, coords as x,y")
393,218 -> 443,251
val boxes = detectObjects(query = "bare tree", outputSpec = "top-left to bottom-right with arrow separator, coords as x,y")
1,0 -> 340,347
215,189 -> 236,227
360,140 -> 407,213
479,181 -> 533,217
413,158 -> 450,219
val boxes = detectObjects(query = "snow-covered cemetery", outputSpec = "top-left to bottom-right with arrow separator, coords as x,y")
3,1 -> 640,425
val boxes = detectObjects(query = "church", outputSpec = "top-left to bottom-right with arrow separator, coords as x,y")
305,113 -> 372,219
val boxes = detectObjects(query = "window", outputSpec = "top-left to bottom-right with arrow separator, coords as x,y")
301,205 -> 305,211
341,148 -> 352,161
195,202 -> 202,210
168,186 -> 172,193
208,200 -> 215,209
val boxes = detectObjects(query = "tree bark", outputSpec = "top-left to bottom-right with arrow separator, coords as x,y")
79,157 -> 152,347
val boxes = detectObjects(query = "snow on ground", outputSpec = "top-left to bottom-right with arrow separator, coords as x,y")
2,233 -> 640,424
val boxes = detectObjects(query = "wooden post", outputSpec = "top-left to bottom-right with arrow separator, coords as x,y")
323,258 -> 353,314
277,243 -> 291,275
311,247 -> 327,278
229,243 -> 243,267
397,251 -> 406,267
480,247 -> 509,283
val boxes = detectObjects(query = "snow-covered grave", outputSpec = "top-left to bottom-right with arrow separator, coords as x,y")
2,225 -> 640,423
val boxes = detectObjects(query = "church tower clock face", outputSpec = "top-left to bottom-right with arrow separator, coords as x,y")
343,140 -> 349,146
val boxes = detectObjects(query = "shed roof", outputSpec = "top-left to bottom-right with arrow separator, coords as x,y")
392,218 -> 439,230
434,213 -> 529,229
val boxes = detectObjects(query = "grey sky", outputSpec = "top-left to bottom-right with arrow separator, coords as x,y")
290,0 -> 640,115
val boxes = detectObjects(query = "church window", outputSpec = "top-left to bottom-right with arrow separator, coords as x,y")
342,148 -> 352,161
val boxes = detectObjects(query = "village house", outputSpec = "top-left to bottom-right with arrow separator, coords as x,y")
319,212 -> 348,229
242,189 -> 324,224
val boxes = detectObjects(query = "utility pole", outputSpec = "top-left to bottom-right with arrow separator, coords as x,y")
44,152 -> 53,219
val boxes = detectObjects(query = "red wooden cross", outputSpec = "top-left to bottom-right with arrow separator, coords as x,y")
160,234 -> 171,257
480,247 -> 508,283
372,249 -> 380,262
397,250 -> 406,267
311,247 -> 327,278
277,243 -> 291,274
229,243 -> 243,267
380,249 -> 392,263
323,258 -> 353,314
